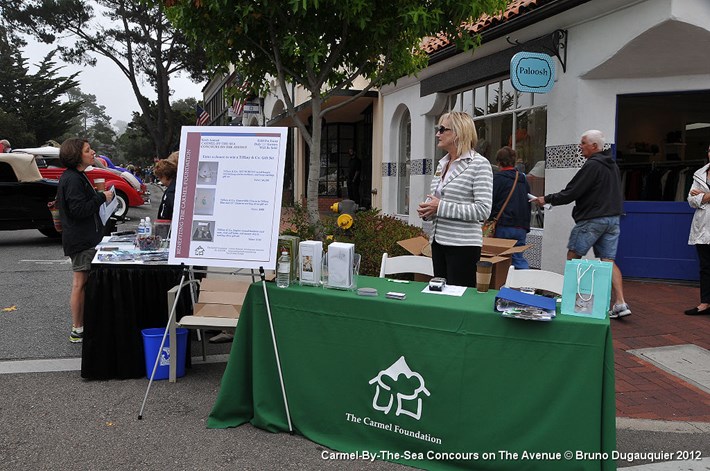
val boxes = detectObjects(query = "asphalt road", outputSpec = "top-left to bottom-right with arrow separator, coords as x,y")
0,190 -> 708,470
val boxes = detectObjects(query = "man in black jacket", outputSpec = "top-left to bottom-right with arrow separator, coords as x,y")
534,130 -> 631,319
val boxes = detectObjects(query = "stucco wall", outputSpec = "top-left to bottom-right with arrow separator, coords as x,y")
380,0 -> 710,274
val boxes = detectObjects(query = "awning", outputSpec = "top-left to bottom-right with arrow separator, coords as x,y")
268,90 -> 378,127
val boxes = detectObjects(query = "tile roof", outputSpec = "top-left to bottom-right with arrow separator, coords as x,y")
422,0 -> 551,54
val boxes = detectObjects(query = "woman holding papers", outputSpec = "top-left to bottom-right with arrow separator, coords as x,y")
417,111 -> 493,287
57,138 -> 114,343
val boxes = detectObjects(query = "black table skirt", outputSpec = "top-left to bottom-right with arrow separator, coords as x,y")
81,264 -> 192,380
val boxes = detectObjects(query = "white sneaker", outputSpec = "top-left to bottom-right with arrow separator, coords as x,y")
609,303 -> 631,319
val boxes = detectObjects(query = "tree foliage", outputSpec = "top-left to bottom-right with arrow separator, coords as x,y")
62,88 -> 118,155
165,0 -> 508,223
0,29 -> 81,148
2,0 -> 209,158
114,96 -> 199,165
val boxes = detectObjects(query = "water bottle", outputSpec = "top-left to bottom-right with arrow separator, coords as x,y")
144,217 -> 152,236
137,218 -> 146,236
276,250 -> 291,288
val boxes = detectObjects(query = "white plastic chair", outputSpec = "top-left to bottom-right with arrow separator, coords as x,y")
379,252 -> 434,278
505,266 -> 564,295
166,270 -> 254,382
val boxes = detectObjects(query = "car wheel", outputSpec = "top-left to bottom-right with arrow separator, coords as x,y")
114,190 -> 129,219
38,227 -> 61,238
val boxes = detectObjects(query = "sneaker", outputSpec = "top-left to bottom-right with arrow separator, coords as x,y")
609,303 -> 631,319
69,328 -> 83,343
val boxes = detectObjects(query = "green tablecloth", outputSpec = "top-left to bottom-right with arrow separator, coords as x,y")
208,276 -> 616,470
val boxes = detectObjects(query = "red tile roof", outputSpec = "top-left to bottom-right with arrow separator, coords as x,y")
422,0 -> 550,54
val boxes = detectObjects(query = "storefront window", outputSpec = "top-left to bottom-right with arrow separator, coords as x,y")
397,109 -> 411,215
319,123 -> 355,197
617,91 -> 710,202
448,78 -> 548,228
473,87 -> 486,117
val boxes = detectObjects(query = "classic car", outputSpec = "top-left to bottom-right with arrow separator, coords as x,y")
14,147 -> 149,219
0,152 -> 60,237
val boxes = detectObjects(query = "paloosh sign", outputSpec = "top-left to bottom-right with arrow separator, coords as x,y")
510,52 -> 555,93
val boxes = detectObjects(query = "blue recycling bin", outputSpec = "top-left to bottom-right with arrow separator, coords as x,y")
141,327 -> 188,380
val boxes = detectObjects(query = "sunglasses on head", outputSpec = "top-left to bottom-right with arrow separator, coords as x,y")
434,125 -> 452,134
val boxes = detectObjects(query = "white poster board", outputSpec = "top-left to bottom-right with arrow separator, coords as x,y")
168,126 -> 288,269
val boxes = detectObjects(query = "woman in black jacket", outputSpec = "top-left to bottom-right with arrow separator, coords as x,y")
57,138 -> 114,343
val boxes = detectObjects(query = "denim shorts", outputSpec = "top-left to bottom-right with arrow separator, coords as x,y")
567,216 -> 620,260
70,248 -> 96,272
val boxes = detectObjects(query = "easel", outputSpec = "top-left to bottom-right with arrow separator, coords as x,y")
138,264 -> 293,433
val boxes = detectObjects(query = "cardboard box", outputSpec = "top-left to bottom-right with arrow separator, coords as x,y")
397,236 -> 530,289
193,278 -> 251,318
397,236 -> 430,256
480,237 -> 530,290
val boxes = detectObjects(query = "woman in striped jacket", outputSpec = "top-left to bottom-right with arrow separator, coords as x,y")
417,111 -> 493,287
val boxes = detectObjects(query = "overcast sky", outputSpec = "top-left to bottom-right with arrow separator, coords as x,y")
22,36 -> 206,127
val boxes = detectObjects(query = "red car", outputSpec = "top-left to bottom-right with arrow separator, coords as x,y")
15,147 -> 148,219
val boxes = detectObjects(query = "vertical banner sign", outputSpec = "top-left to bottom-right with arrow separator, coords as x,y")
510,51 -> 555,94
169,126 -> 288,269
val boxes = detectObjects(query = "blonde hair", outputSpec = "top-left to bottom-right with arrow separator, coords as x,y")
166,151 -> 179,166
440,111 -> 478,158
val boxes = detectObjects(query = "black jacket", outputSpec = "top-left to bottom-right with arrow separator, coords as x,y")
491,169 -> 531,230
545,151 -> 623,222
58,168 -> 107,256
158,179 -> 176,220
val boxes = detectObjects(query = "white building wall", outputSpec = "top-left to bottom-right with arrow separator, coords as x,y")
540,0 -> 710,272
380,80 -> 445,223
378,0 -> 710,273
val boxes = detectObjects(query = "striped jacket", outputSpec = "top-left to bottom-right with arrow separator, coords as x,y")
429,150 -> 493,246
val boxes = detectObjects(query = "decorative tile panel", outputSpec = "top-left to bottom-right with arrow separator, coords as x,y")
411,159 -> 424,176
424,159 -> 434,175
545,144 -> 585,169
407,158 -> 435,176
545,143 -> 615,169
523,228 -> 543,269
381,162 -> 397,177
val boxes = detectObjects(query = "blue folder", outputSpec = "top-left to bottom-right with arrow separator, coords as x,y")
494,287 -> 556,312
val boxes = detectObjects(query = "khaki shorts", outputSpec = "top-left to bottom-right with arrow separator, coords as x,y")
70,248 -> 96,272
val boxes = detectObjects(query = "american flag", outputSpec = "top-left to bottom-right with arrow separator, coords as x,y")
195,104 -> 210,125
231,80 -> 250,116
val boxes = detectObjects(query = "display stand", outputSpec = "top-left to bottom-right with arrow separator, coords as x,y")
259,267 -> 293,432
138,265 -> 257,419
139,126 -> 288,419
322,253 -> 361,291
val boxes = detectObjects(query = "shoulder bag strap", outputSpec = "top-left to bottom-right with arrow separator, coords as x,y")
492,171 -> 519,222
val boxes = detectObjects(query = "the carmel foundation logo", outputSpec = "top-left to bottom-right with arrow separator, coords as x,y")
368,356 -> 430,421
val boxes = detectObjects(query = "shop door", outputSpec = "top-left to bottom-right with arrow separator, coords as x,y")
617,202 -> 698,281
616,91 -> 707,281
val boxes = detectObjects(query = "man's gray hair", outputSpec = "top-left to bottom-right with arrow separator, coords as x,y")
582,130 -> 605,149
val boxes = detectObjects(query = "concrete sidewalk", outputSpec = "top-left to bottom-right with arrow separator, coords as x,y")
1,277 -> 708,470
611,280 -> 710,423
